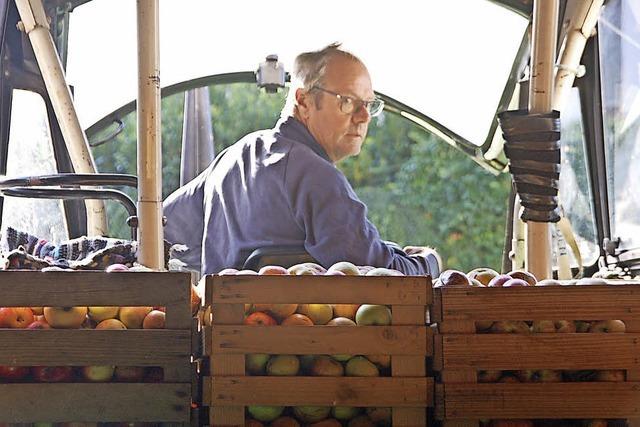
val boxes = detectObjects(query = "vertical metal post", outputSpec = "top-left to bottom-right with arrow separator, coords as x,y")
526,0 -> 559,280
15,0 -> 107,236
136,0 -> 164,270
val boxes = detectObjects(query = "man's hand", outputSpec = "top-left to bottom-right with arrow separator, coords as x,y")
403,246 -> 442,277
403,245 -> 431,256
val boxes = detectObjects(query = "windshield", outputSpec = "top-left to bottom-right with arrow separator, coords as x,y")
66,0 -> 527,146
599,0 -> 640,251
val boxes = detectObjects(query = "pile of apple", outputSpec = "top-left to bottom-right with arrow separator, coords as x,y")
437,268 -> 627,427
219,261 -> 401,427
0,264 -> 201,384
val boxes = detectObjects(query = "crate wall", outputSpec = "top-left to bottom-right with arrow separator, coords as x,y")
433,281 -> 640,427
0,270 -> 198,425
201,274 -> 434,426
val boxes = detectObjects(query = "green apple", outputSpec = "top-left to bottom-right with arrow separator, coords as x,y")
266,354 -> 300,376
246,353 -> 270,375
326,261 -> 360,275
345,356 -> 379,377
87,306 -> 119,322
332,406 -> 360,420
293,406 -> 331,423
355,305 -> 391,326
297,304 -> 333,325
247,406 -> 285,422
82,365 -> 115,382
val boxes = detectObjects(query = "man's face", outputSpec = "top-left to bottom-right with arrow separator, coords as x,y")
297,56 -> 375,163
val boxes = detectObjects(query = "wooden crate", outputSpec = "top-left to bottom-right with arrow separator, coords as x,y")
0,270 -> 197,424
432,281 -> 640,426
201,274 -> 434,426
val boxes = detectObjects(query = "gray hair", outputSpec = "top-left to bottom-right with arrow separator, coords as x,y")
281,43 -> 362,118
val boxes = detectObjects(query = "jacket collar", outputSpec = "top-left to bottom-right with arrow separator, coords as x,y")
276,116 -> 332,163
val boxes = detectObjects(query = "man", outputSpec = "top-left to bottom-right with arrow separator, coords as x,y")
163,43 -> 441,276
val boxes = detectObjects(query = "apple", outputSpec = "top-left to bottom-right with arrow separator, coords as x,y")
297,304 -> 333,325
310,356 -> 344,376
271,416 -> 301,427
478,369 -> 502,383
27,319 -> 51,329
106,263 -> 129,272
190,285 -> 202,315
589,320 -> 626,333
281,313 -> 314,326
437,270 -> 471,287
118,306 -> 153,329
332,406 -> 360,420
237,269 -> 258,274
114,366 -> 145,382
43,307 -> 87,329
292,406 -> 331,423
469,278 -> 485,287
575,320 -> 591,332
531,320 -> 556,333
327,261 -> 360,275
345,356 -> 379,377
332,304 -> 360,320
536,279 -> 562,286
95,318 -> 127,329
247,406 -> 285,423
584,421 -> 608,427
292,262 -> 327,275
308,419 -> 342,427
325,270 -> 346,276
490,320 -> 530,334
490,421 -> 534,427
502,278 -> 530,287
266,355 -> 300,376
576,278 -> 608,286
88,306 -> 119,323
30,307 -> 44,315
498,374 -> 521,383
299,354 -> 317,374
0,366 -> 30,381
475,320 -> 494,332
327,316 -> 356,326
365,268 -> 403,276
82,365 -> 115,382
0,307 -> 34,328
142,310 -> 166,329
467,267 -> 499,286
81,316 -> 97,329
365,355 -> 391,369
144,366 -> 164,382
516,369 -> 562,382
246,354 -> 271,375
366,407 -> 391,426
355,305 -> 391,326
555,320 -> 576,333
31,366 -> 74,382
508,270 -> 538,286
217,268 -> 239,275
244,311 -> 277,326
596,369 -> 625,382
252,303 -> 298,322
258,265 -> 289,275
488,274 -> 513,287
348,415 -> 376,427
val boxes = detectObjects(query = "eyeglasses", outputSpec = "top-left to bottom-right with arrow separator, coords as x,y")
312,86 -> 385,117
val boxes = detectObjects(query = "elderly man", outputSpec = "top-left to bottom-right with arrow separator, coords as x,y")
163,43 -> 440,276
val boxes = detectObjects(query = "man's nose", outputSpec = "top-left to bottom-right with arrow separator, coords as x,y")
352,104 -> 371,124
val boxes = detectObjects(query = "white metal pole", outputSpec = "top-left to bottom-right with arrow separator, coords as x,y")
136,0 -> 164,270
15,0 -> 107,236
526,0 -> 559,280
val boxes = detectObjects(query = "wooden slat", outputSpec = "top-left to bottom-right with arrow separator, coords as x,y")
210,325 -> 429,355
0,329 -> 190,365
210,376 -> 432,407
392,305 -> 428,426
443,382 -> 640,418
0,383 -> 191,422
442,333 -> 640,370
0,271 -> 192,306
207,275 -> 431,305
164,274 -> 193,383
210,303 -> 245,426
626,321 -> 640,427
438,285 -> 640,320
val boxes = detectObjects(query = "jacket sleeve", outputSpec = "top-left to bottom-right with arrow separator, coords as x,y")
284,153 -> 430,275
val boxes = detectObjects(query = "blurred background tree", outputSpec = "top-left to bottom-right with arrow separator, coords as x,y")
91,83 -> 510,272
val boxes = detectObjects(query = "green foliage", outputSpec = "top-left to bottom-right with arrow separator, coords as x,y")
91,83 -> 510,271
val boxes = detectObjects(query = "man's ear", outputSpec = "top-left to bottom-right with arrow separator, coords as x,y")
295,88 -> 311,119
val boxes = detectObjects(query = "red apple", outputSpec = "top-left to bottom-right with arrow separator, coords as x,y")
502,278 -> 530,287
105,263 -> 129,272
595,369 -> 625,382
281,313 -> 314,326
478,369 -> 502,383
589,320 -> 626,333
258,265 -> 289,275
218,268 -> 239,275
244,311 -> 277,326
0,307 -> 34,328
119,306 -> 153,329
488,274 -> 513,287
0,365 -> 30,381
508,270 -> 538,286
437,270 -> 471,287
95,318 -> 127,329
82,365 -> 115,382
27,319 -> 51,329
32,366 -> 74,382
142,310 -> 165,329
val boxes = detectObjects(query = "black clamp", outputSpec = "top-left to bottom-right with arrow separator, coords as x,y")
498,109 -> 562,223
